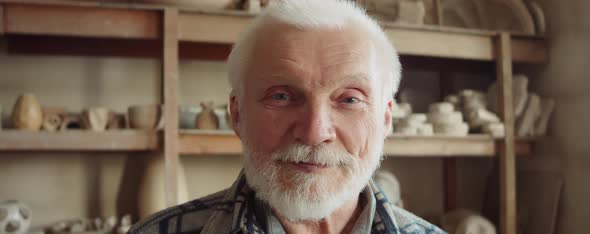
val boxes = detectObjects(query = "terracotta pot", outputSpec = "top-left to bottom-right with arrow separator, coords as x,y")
81,107 -> 110,131
11,94 -> 43,131
195,102 -> 219,130
128,105 -> 162,130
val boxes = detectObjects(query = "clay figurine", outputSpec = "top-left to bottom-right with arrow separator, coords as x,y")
42,114 -> 62,132
0,200 -> 32,234
11,94 -> 43,131
195,102 -> 219,130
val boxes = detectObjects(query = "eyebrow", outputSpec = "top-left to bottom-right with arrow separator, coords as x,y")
265,72 -> 370,87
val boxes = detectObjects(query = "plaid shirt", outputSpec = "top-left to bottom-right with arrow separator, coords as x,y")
129,172 -> 446,234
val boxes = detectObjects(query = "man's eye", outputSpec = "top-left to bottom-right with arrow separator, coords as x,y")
271,93 -> 291,101
342,97 -> 360,104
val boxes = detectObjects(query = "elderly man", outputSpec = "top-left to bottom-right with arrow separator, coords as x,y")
130,0 -> 445,233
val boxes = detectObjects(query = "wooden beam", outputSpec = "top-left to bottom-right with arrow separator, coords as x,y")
511,36 -> 547,64
6,35 -> 161,58
3,3 -> 160,39
496,32 -> 517,234
162,8 -> 179,207
178,11 -> 252,44
0,130 -> 159,151
179,130 -> 243,155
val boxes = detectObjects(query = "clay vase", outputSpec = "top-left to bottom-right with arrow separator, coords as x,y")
137,154 -> 188,219
12,94 -> 43,131
195,102 -> 219,130
81,107 -> 110,131
128,105 -> 162,130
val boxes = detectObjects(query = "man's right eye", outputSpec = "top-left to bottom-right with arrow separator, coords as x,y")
271,93 -> 291,101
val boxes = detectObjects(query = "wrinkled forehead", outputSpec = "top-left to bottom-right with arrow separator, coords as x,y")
245,22 -> 379,85
253,21 -> 374,58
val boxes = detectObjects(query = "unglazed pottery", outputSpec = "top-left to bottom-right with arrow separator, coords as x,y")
138,155 -> 188,219
0,200 -> 32,234
81,107 -> 110,131
107,112 -> 127,130
195,102 -> 219,130
11,94 -> 43,131
128,105 -> 162,130
42,114 -> 62,132
59,114 -> 83,130
441,209 -> 496,234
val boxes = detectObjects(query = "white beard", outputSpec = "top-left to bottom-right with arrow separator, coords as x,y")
242,140 -> 384,222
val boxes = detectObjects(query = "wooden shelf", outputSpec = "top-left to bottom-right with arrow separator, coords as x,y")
0,130 -> 160,152
0,1 -> 546,64
179,130 -> 531,157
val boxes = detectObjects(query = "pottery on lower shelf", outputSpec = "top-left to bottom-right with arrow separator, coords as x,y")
128,105 -> 162,130
0,200 -> 32,234
81,107 -> 110,131
441,209 -> 496,234
138,154 -> 188,219
12,94 -> 43,131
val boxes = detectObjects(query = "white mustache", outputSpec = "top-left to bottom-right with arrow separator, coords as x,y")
270,144 -> 354,167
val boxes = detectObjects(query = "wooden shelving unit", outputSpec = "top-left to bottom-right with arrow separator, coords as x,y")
0,130 -> 160,151
179,130 -> 532,157
0,1 -> 547,233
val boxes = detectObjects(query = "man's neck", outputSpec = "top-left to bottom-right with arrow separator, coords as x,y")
273,194 -> 362,234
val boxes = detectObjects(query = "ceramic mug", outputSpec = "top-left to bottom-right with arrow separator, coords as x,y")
128,105 -> 163,130
81,107 -> 111,131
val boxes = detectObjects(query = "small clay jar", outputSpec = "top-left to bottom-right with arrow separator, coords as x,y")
12,94 -> 43,131
128,105 -> 162,130
195,102 -> 219,130
81,107 -> 110,131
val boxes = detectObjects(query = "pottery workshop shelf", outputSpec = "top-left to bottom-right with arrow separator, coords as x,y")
0,1 -> 546,64
179,130 -> 531,157
0,130 -> 160,152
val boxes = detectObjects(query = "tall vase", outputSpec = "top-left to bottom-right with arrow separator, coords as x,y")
12,94 -> 43,131
137,154 -> 189,219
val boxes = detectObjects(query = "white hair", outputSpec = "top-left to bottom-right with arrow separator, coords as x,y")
227,0 -> 401,102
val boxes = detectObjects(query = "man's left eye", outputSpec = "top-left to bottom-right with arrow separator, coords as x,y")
342,97 -> 360,104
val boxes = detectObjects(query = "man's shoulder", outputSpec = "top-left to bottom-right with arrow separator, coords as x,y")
128,189 -> 232,234
389,205 -> 446,234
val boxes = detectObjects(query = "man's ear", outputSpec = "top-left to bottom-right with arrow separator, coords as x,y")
229,93 -> 241,137
384,99 -> 393,138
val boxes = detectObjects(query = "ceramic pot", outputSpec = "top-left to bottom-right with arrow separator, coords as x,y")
107,112 -> 127,130
81,107 -> 110,131
59,113 -> 83,131
11,94 -> 43,131
128,105 -> 162,130
178,106 -> 200,129
137,154 -> 188,219
0,200 -> 32,234
195,102 -> 219,130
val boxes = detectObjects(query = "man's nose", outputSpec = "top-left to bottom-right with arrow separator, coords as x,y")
292,104 -> 336,146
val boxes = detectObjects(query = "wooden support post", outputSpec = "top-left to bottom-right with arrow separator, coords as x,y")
495,32 -> 517,234
0,4 -> 4,34
439,71 -> 457,212
433,0 -> 443,26
162,8 -> 179,207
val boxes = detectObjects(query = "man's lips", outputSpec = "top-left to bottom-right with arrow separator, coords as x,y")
284,161 -> 330,173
